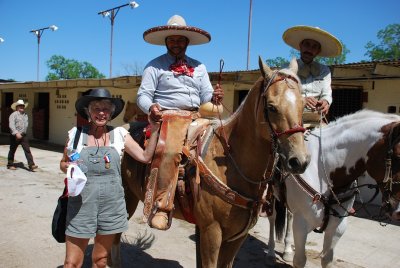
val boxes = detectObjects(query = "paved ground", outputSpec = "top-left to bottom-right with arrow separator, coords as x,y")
0,134 -> 399,267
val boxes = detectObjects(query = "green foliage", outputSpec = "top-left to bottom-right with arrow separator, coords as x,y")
265,57 -> 289,68
317,43 -> 350,65
364,24 -> 400,61
46,55 -> 105,81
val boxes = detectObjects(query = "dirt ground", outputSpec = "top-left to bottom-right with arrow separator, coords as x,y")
0,138 -> 399,268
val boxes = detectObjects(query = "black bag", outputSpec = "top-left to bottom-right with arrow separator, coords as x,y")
51,127 -> 82,243
51,183 -> 68,243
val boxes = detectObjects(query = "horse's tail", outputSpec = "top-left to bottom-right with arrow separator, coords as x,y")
275,198 -> 286,241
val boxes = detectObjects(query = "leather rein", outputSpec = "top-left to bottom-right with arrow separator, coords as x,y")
380,123 -> 400,213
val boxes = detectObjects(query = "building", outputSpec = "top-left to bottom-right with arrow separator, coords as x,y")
1,60 -> 399,146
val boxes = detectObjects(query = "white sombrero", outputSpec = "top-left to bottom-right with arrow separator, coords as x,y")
11,99 -> 28,110
143,15 -> 211,46
283,25 -> 342,57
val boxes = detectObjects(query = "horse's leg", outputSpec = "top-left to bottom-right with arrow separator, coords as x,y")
109,187 -> 140,268
320,198 -> 354,268
199,222 -> 222,268
266,211 -> 277,262
320,216 -> 348,268
282,210 -> 294,262
292,214 -> 308,268
217,235 -> 248,268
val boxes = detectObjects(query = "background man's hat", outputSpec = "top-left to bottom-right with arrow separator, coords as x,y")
11,99 -> 28,110
283,25 -> 343,57
75,88 -> 125,120
143,15 -> 211,46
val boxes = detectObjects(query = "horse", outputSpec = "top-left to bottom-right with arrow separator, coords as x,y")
266,109 -> 400,268
122,100 -> 148,123
110,57 -> 310,268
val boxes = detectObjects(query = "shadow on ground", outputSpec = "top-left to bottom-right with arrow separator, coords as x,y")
0,133 -> 64,153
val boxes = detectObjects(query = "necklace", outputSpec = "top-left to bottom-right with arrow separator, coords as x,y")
90,126 -> 107,154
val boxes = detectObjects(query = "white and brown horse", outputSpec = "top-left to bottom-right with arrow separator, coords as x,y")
267,109 -> 400,268
111,57 -> 310,267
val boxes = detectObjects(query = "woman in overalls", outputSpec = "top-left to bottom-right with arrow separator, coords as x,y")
59,88 -> 159,267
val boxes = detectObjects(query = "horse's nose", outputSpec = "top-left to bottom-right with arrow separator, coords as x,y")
288,156 -> 309,174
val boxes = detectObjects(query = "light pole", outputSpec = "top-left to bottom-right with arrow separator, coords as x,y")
98,1 -> 139,78
30,25 -> 58,81
246,0 -> 253,70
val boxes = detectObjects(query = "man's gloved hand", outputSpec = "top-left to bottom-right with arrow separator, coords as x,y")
149,103 -> 163,122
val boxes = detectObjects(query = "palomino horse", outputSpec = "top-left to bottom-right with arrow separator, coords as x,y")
266,109 -> 400,268
111,57 -> 310,268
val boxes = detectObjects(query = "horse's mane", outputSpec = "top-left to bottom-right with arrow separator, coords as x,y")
221,77 -> 264,127
327,109 -> 400,128
310,109 -> 400,143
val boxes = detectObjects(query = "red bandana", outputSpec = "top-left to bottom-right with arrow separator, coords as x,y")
169,60 -> 194,77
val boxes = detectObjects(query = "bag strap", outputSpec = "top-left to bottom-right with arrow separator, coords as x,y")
73,127 -> 82,150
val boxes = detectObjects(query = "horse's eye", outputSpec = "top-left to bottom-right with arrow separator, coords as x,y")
267,105 -> 278,113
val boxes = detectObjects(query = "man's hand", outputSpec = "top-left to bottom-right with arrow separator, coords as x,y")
315,99 -> 330,115
149,103 -> 163,122
212,84 -> 224,105
304,97 -> 329,115
15,133 -> 22,140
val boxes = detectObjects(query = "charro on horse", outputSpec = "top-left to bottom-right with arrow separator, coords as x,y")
111,57 -> 310,267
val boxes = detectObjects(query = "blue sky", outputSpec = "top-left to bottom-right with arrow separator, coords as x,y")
0,0 -> 399,82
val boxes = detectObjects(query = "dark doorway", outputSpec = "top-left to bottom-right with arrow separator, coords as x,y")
328,88 -> 363,121
32,93 -> 50,140
76,90 -> 91,128
1,93 -> 14,133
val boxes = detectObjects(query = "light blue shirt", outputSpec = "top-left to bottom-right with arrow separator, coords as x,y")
137,53 -> 214,113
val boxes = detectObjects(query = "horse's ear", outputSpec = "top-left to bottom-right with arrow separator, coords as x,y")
258,56 -> 273,80
288,57 -> 298,74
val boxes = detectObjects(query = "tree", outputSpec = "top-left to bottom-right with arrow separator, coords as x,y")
46,55 -> 105,80
317,43 -> 350,65
265,57 -> 289,68
365,24 -> 400,61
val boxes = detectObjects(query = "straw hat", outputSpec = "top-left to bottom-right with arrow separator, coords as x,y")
75,88 -> 125,120
283,25 -> 342,57
143,15 -> 211,46
11,99 -> 28,110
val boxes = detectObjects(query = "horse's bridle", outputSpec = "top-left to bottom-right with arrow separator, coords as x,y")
381,124 -> 400,211
262,71 -> 306,143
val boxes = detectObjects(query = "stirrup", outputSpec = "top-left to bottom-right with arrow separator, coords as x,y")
148,206 -> 173,231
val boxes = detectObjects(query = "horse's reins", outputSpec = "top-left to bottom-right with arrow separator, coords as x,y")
379,123 -> 400,221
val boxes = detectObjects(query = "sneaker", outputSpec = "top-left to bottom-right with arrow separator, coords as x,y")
29,165 -> 38,171
7,166 -> 17,170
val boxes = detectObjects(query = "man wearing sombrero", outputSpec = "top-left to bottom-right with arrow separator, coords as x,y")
137,15 -> 224,230
7,99 -> 38,171
283,25 -> 342,125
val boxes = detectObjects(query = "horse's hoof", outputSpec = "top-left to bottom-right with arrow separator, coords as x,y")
151,211 -> 169,230
282,252 -> 294,262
